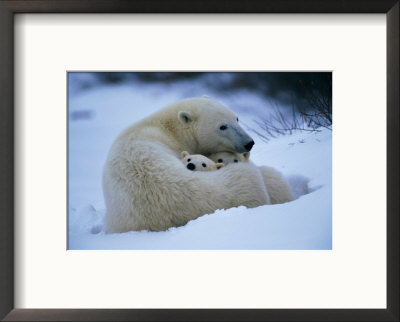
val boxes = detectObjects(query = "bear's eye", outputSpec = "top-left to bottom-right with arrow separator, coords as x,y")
234,159 -> 238,163
202,163 -> 206,167
187,158 -> 191,162
237,117 -> 239,122
218,159 -> 223,163
219,125 -> 227,131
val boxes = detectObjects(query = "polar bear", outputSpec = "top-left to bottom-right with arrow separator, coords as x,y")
103,97 -> 270,233
208,151 -> 294,204
181,151 -> 224,171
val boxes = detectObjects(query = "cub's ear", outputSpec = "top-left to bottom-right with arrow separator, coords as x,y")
181,151 -> 190,158
216,163 -> 224,170
202,94 -> 210,99
242,152 -> 250,161
178,111 -> 193,124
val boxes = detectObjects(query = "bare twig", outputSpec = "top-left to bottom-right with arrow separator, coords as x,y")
251,100 -> 330,142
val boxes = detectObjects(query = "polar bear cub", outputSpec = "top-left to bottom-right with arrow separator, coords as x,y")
208,151 -> 295,204
181,151 -> 224,171
210,151 -> 250,164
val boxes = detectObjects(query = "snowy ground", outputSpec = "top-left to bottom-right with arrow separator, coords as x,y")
68,74 -> 332,250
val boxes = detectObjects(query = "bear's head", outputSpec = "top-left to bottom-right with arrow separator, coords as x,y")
208,151 -> 250,165
176,97 -> 255,155
181,151 -> 224,171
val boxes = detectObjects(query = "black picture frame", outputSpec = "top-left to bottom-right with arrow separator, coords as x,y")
0,1 -> 398,321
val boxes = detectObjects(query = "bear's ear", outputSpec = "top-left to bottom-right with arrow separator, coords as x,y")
181,151 -> 189,158
178,111 -> 193,124
242,152 -> 250,161
202,94 -> 210,99
216,163 -> 224,170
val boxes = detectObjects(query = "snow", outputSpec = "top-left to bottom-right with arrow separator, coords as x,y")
68,74 -> 332,250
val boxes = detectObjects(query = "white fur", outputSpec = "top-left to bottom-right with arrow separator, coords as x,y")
209,151 -> 294,204
258,166 -> 294,204
103,97 -> 269,233
181,151 -> 224,171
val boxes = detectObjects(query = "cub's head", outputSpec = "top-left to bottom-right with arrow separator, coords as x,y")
208,151 -> 250,165
176,97 -> 255,154
181,151 -> 224,171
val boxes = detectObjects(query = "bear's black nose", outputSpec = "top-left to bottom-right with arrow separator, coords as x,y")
244,140 -> 255,151
187,163 -> 195,171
